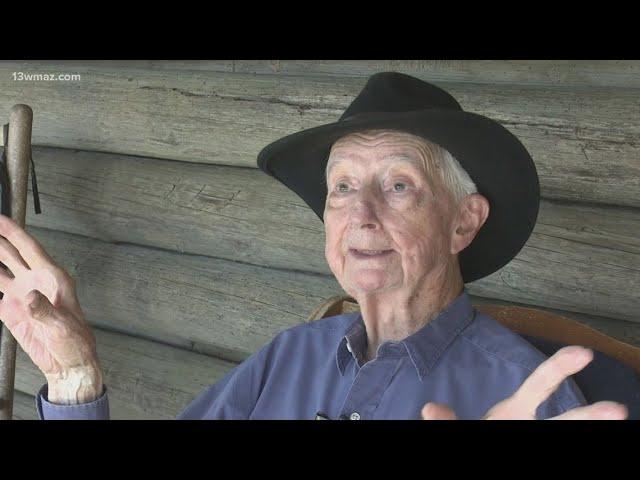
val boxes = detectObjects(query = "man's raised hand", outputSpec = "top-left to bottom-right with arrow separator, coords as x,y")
421,346 -> 628,420
0,214 -> 103,404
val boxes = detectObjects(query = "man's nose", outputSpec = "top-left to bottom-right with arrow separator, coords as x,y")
350,185 -> 382,230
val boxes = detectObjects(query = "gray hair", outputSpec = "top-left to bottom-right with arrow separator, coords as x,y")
421,140 -> 478,203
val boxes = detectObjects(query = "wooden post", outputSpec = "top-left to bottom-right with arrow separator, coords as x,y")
0,104 -> 33,420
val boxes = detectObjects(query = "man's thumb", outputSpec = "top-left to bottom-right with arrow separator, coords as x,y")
421,402 -> 458,420
27,290 -> 54,320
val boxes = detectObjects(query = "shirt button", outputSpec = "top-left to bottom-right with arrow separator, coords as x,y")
350,412 -> 361,420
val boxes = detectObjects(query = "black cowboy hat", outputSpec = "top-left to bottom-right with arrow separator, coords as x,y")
257,72 -> 539,283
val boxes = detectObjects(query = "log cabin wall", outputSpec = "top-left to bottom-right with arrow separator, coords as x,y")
0,60 -> 638,419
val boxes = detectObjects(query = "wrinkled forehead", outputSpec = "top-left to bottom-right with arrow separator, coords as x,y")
326,129 -> 432,174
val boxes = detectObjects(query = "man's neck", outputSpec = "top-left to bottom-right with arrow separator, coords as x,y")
355,263 -> 464,362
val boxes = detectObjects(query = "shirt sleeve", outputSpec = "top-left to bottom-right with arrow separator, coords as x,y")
36,384 -> 110,420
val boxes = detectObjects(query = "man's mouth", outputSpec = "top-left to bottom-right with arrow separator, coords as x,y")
349,248 -> 394,259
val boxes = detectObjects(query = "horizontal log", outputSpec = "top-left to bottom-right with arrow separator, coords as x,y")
232,60 -> 640,89
28,146 -> 328,276
23,222 -> 640,368
12,390 -> 38,420
0,64 -> 638,206
24,147 -> 640,323
17,60 -> 640,88
14,327 -> 238,420
472,200 -> 640,323
33,226 -> 343,361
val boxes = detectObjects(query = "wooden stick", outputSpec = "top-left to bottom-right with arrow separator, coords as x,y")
0,104 -> 33,420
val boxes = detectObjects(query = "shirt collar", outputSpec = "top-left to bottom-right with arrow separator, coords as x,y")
335,289 -> 475,381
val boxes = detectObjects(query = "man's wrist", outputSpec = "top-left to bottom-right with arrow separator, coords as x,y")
45,364 -> 104,405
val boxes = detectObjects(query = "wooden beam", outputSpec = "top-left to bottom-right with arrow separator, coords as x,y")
32,226 -> 343,361
21,220 -> 639,368
0,65 -> 637,206
230,60 -> 640,89
12,390 -> 37,420
23,148 -> 640,323
472,201 -> 640,324
27,146 -> 329,276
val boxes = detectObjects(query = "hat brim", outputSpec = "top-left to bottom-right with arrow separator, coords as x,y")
257,109 -> 539,283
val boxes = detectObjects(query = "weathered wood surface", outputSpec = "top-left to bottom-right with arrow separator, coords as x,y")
12,390 -> 38,420
14,327 -> 238,420
24,148 -> 640,324
23,219 -> 640,366
33,226 -> 343,362
28,146 -> 327,277
31,223 -> 640,351
232,60 -> 640,89
473,200 -> 640,323
10,60 -> 640,88
0,66 -> 638,206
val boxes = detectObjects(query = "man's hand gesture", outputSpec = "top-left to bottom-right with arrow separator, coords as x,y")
422,346 -> 629,420
0,214 -> 102,404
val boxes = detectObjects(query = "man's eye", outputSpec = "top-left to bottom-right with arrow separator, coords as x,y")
393,182 -> 408,192
336,182 -> 350,193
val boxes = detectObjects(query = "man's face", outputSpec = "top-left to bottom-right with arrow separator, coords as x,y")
323,130 -> 459,297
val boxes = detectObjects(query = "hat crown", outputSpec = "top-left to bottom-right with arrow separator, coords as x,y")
340,72 -> 463,121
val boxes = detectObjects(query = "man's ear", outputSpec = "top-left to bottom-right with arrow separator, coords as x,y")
450,193 -> 490,255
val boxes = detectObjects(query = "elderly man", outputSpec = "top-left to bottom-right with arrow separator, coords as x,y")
0,72 -> 628,420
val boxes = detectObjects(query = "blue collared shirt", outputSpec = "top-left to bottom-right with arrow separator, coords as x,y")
37,290 -> 587,419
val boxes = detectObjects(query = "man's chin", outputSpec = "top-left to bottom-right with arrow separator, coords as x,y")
347,272 -> 399,296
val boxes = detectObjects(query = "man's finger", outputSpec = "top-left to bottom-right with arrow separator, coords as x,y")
0,235 -> 30,276
511,346 -> 594,415
26,289 -> 56,321
0,265 -> 12,292
550,401 -> 628,420
0,214 -> 55,270
22,268 -> 63,310
421,402 -> 458,420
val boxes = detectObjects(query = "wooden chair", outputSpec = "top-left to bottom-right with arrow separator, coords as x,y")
307,295 -> 640,418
